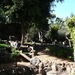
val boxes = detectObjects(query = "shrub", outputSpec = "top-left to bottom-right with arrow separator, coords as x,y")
46,45 -> 73,60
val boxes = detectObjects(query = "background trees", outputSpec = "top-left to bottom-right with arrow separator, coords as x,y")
45,17 -> 65,43
0,0 -> 75,61
0,0 -> 64,44
0,8 -> 6,23
66,15 -> 75,61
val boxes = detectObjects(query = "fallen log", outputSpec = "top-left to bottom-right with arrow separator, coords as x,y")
19,51 -> 30,61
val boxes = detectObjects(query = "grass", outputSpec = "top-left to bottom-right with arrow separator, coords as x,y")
23,52 -> 29,54
0,43 -> 8,47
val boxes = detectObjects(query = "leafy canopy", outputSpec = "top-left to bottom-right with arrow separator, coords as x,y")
66,15 -> 75,50
0,0 -> 64,27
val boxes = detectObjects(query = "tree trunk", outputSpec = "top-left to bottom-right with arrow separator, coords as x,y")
21,18 -> 25,45
74,50 -> 75,62
66,36 -> 72,47
20,52 -> 30,61
38,31 -> 43,42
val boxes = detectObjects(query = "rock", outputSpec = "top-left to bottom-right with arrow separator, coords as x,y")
51,62 -> 58,71
30,57 -> 41,66
38,62 -> 46,75
29,50 -> 37,57
66,63 -> 71,73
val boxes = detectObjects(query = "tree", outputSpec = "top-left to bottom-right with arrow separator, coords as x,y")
0,8 -> 6,23
26,25 -> 39,42
0,0 -> 64,45
66,15 -> 75,62
45,22 -> 60,43
45,17 -> 64,43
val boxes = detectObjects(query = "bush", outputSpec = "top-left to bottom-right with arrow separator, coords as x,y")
0,47 -> 20,63
0,48 -> 11,63
11,47 -> 20,58
46,45 -> 73,60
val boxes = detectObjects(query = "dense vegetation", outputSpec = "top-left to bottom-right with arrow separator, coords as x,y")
0,0 -> 75,62
0,0 -> 64,44
46,45 -> 73,60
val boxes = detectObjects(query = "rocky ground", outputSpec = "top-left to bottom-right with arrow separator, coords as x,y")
36,50 -> 74,63
16,50 -> 75,75
0,50 -> 75,75
17,50 -> 74,66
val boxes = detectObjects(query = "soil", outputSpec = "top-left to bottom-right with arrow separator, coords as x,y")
0,49 -> 74,75
0,50 -> 74,68
15,50 -> 74,67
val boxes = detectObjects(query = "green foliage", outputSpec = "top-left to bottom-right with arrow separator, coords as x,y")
57,25 -> 68,41
27,25 -> 39,40
0,44 -> 8,47
46,45 -> 73,60
45,16 -> 65,42
0,0 -> 64,44
23,52 -> 29,55
0,8 -> 6,23
66,16 -> 75,27
11,47 -> 19,58
58,26 -> 66,36
66,15 -> 75,50
0,48 -> 11,63
0,0 -> 64,26
45,22 -> 60,41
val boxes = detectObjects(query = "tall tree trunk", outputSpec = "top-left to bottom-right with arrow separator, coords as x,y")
73,42 -> 75,62
74,50 -> 75,62
73,43 -> 75,62
21,18 -> 25,45
38,31 -> 43,42
66,36 -> 72,47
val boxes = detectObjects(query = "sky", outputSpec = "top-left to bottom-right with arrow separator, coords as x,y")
53,0 -> 75,19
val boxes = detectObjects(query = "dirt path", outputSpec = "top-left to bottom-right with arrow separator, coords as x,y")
0,50 -> 74,75
17,50 -> 74,66
36,50 -> 73,63
0,50 -> 74,68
